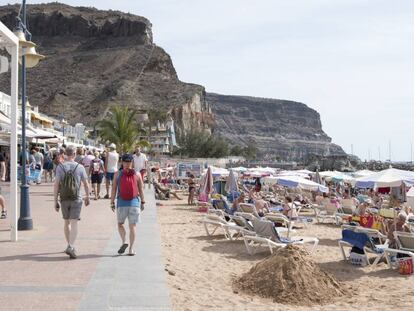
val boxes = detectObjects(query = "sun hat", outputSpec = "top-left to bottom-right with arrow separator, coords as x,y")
122,153 -> 133,162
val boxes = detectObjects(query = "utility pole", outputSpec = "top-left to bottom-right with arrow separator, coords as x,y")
378,146 -> 381,162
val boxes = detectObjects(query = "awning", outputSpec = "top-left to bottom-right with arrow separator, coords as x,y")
31,112 -> 53,124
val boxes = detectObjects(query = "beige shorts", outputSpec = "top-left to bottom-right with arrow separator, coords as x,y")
61,200 -> 82,220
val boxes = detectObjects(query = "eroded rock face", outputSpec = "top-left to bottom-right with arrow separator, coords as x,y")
0,3 -> 345,161
208,93 -> 345,161
0,3 -> 212,134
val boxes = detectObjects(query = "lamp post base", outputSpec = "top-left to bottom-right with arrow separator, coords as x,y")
17,217 -> 33,231
18,184 -> 33,231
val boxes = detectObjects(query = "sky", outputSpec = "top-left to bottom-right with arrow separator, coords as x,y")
4,0 -> 414,161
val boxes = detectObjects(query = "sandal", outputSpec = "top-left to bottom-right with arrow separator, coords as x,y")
128,249 -> 136,256
117,243 -> 128,254
0,210 -> 6,219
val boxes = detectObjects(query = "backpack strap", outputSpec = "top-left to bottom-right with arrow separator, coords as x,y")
72,163 -> 79,173
59,163 -> 67,174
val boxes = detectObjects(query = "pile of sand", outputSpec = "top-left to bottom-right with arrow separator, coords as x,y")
234,245 -> 350,306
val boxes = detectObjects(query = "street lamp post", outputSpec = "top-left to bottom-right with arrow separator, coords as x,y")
16,0 -> 45,230
61,118 -> 67,145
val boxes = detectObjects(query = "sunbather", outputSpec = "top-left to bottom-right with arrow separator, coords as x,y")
282,196 -> 298,220
231,192 -> 246,215
385,213 -> 411,248
153,180 -> 182,200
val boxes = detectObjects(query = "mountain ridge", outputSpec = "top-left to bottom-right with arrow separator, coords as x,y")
0,2 -> 345,161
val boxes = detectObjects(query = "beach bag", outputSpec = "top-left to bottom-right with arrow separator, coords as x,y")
119,169 -> 139,201
399,257 -> 414,275
198,192 -> 208,202
59,164 -> 80,201
349,252 -> 367,266
91,159 -> 101,175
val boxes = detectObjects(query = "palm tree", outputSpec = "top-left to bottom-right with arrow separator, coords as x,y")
136,139 -> 152,149
96,105 -> 144,154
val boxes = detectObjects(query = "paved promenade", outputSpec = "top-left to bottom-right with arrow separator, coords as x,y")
0,183 -> 170,311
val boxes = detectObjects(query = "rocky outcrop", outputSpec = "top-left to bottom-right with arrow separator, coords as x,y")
207,93 -> 345,161
0,3 -> 346,162
0,3 -> 213,134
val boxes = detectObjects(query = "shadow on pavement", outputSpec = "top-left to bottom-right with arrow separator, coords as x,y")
0,252 -> 117,262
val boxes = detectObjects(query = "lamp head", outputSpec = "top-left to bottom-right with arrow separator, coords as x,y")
10,29 -> 45,68
23,45 -> 45,68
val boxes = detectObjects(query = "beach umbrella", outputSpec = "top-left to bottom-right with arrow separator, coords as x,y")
225,169 -> 239,201
355,168 -> 414,188
225,169 -> 239,193
249,167 -> 276,175
406,187 -> 414,208
315,169 -> 322,185
244,170 -> 271,178
352,169 -> 375,178
206,166 -> 229,177
277,170 -> 311,179
262,175 -> 328,193
199,166 -> 213,201
231,166 -> 248,173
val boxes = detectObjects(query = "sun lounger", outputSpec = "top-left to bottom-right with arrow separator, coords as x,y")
264,213 -> 296,236
202,212 -> 255,241
338,229 -> 388,266
315,202 -> 341,225
238,203 -> 260,218
341,224 -> 387,243
384,231 -> 414,269
242,218 -> 318,255
202,214 -> 234,239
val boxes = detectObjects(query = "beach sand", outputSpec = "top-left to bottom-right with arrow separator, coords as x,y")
158,199 -> 414,311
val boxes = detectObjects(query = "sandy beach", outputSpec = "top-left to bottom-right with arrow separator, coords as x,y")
158,199 -> 414,311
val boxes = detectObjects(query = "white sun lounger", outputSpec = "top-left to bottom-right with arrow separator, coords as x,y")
384,231 -> 414,269
242,218 -> 318,255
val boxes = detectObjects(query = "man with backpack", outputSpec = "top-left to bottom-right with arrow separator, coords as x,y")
110,153 -> 145,256
89,151 -> 105,200
53,146 -> 90,259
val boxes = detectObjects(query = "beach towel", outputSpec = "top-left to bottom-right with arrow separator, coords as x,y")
341,230 -> 376,252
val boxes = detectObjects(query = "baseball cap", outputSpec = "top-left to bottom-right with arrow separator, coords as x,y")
122,153 -> 133,162
109,143 -> 116,149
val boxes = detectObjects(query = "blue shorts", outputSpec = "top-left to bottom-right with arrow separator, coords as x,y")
116,197 -> 141,224
106,172 -> 115,181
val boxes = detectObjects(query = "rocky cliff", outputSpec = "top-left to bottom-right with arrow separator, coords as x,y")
207,93 -> 345,161
0,3 -> 345,161
0,3 -> 213,136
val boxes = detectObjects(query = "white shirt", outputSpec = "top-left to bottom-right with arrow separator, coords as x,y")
133,153 -> 147,172
106,151 -> 119,173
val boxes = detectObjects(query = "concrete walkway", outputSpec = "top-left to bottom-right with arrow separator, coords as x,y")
0,184 -> 170,311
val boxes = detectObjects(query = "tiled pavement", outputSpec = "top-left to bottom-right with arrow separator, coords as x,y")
0,183 -> 170,311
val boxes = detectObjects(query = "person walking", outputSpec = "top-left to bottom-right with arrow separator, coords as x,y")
33,147 -> 44,184
81,150 -> 95,170
132,146 -> 147,184
75,147 -> 85,164
53,146 -> 90,259
104,143 -> 119,199
89,151 -> 105,200
43,151 -> 54,183
111,153 -> 145,256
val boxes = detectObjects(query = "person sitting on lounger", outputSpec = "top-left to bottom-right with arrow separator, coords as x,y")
255,198 -> 270,216
153,180 -> 183,200
283,196 -> 298,220
385,213 -> 411,248
231,192 -> 246,215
